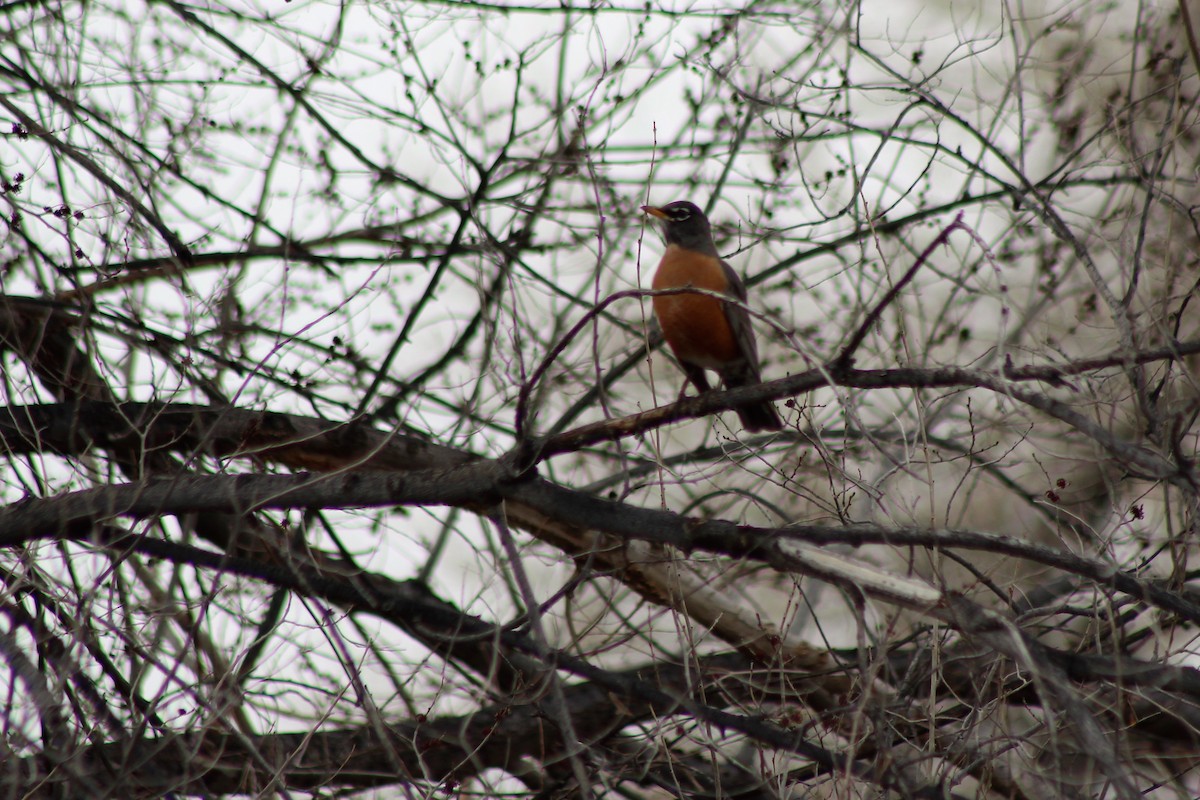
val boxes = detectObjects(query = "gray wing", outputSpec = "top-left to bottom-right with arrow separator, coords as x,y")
718,258 -> 763,386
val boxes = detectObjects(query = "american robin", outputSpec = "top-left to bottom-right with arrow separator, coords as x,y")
642,200 -> 783,432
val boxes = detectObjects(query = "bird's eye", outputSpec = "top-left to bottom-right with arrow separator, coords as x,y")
670,210 -> 691,221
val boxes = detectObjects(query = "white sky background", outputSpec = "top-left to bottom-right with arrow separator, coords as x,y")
0,0 -> 1185,739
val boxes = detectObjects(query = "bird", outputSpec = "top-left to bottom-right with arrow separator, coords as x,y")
642,200 -> 783,432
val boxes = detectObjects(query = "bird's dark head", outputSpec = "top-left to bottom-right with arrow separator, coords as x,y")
642,201 -> 717,254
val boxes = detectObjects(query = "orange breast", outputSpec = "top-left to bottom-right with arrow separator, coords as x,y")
652,245 -> 739,368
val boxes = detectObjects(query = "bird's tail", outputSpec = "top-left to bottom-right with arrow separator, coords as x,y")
721,365 -> 784,432
736,401 -> 783,433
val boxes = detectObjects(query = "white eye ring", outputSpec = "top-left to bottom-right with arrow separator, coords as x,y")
672,210 -> 691,221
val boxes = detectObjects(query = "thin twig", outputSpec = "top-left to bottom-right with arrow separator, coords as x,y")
834,212 -> 966,370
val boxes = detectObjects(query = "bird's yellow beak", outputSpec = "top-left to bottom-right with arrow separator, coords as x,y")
641,205 -> 668,220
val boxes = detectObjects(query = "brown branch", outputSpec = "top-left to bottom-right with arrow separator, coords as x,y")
537,348 -> 1200,485
0,401 -> 475,473
3,397 -> 1197,639
0,654 -> 756,796
2,460 -> 1198,634
833,212 -> 965,369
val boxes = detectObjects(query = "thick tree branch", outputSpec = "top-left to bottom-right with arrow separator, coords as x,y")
0,654 -> 777,796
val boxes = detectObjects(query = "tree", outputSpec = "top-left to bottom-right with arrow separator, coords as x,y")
1,0 -> 1199,796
